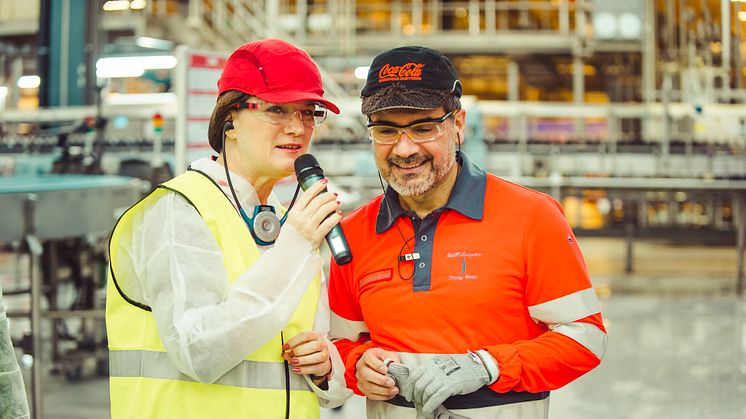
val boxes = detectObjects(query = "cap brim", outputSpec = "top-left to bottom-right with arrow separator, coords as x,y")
255,90 -> 340,114
361,91 -> 444,115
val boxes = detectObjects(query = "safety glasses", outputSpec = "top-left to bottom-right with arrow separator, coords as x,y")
366,110 -> 456,145
234,100 -> 328,128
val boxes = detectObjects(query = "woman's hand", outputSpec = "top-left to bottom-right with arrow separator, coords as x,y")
285,178 -> 341,249
283,331 -> 333,386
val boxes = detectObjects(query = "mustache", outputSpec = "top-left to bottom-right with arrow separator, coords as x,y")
388,154 -> 431,167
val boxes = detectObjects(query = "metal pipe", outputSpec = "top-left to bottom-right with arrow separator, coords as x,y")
24,194 -> 43,419
264,0 -> 278,37
391,0 -> 401,35
429,0 -> 439,33
560,0 -> 569,34
722,0 -> 732,97
413,0 -> 422,35
296,0 -> 307,46
736,1 -> 743,91
469,0 -> 480,35
642,0 -> 657,103
60,0 -> 71,106
4,310 -> 106,319
485,0 -> 496,34
573,55 -> 586,138
737,193 -> 745,296
666,0 -> 676,59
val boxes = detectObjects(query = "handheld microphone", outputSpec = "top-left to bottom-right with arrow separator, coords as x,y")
294,154 -> 353,265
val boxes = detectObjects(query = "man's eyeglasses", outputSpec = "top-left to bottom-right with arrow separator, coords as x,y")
367,110 -> 456,145
234,100 -> 328,128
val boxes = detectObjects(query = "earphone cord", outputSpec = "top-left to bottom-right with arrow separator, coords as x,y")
221,123 -> 301,217
222,123 -> 246,214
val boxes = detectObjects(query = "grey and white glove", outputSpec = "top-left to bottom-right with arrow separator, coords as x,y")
410,353 -> 493,416
387,362 -> 414,402
388,363 -> 470,419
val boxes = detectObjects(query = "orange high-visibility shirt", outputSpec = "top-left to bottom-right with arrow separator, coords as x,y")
329,155 -> 606,402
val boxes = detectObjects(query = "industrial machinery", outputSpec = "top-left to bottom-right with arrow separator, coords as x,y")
0,173 -> 141,417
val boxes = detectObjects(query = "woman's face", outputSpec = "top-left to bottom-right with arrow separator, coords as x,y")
227,99 -> 318,181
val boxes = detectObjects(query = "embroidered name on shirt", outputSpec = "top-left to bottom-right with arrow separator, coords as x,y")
446,251 -> 483,258
359,268 -> 394,288
447,251 -> 481,280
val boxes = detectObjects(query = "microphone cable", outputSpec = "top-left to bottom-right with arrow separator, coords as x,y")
377,134 -> 464,281
281,332 -> 290,419
377,172 -> 417,280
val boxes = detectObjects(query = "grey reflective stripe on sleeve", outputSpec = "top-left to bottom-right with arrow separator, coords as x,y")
330,311 -> 369,341
109,350 -> 312,391
550,322 -> 608,360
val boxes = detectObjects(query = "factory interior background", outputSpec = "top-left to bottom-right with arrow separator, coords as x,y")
1,1 -> 745,418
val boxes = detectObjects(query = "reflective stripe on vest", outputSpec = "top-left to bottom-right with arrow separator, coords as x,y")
110,350 -> 312,392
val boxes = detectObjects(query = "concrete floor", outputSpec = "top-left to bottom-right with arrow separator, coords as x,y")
5,237 -> 746,418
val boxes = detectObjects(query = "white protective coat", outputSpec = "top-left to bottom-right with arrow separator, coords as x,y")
114,157 -> 352,408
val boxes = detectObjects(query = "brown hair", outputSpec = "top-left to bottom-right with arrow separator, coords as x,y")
207,90 -> 251,152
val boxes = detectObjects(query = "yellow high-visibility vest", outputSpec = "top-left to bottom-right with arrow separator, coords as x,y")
106,170 -> 321,419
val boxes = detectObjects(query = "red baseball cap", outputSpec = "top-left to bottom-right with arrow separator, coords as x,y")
217,38 -> 339,114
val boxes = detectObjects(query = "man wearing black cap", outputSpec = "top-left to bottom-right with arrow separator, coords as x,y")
328,46 -> 607,418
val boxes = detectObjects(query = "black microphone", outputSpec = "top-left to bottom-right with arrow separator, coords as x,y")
294,154 -> 352,265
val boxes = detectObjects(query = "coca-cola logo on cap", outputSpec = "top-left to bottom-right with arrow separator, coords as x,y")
378,63 -> 424,83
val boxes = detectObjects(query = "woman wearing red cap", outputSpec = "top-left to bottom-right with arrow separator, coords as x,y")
106,39 -> 352,418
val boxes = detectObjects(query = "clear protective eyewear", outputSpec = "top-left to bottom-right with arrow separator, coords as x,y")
234,100 -> 328,128
367,110 -> 456,145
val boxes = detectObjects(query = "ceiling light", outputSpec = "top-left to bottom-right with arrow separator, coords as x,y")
739,11 -> 746,21
593,12 -> 617,40
130,0 -> 147,9
135,36 -> 173,50
96,66 -> 145,78
96,55 -> 176,78
354,66 -> 369,80
618,13 -> 642,40
17,75 -> 41,89
103,0 -> 130,11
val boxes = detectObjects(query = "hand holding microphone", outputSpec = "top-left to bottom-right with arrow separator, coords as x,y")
284,177 -> 341,251
294,154 -> 353,265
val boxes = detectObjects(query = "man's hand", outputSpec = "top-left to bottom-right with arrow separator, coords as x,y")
410,353 -> 491,415
283,331 -> 332,385
355,348 -> 401,400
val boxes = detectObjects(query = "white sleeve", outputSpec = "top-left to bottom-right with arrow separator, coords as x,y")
131,192 -> 323,384
303,272 -> 353,408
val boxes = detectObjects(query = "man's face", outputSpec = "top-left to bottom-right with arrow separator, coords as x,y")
369,107 -> 464,197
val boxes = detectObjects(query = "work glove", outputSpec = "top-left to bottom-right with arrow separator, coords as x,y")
387,362 -> 414,401
387,363 -> 470,419
409,353 -> 491,417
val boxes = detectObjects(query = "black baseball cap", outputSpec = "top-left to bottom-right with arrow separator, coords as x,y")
360,46 -> 462,114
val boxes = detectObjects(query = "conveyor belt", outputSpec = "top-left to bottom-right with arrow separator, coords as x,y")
0,174 -> 142,242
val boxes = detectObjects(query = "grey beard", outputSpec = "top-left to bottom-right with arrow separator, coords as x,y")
384,153 -> 456,197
